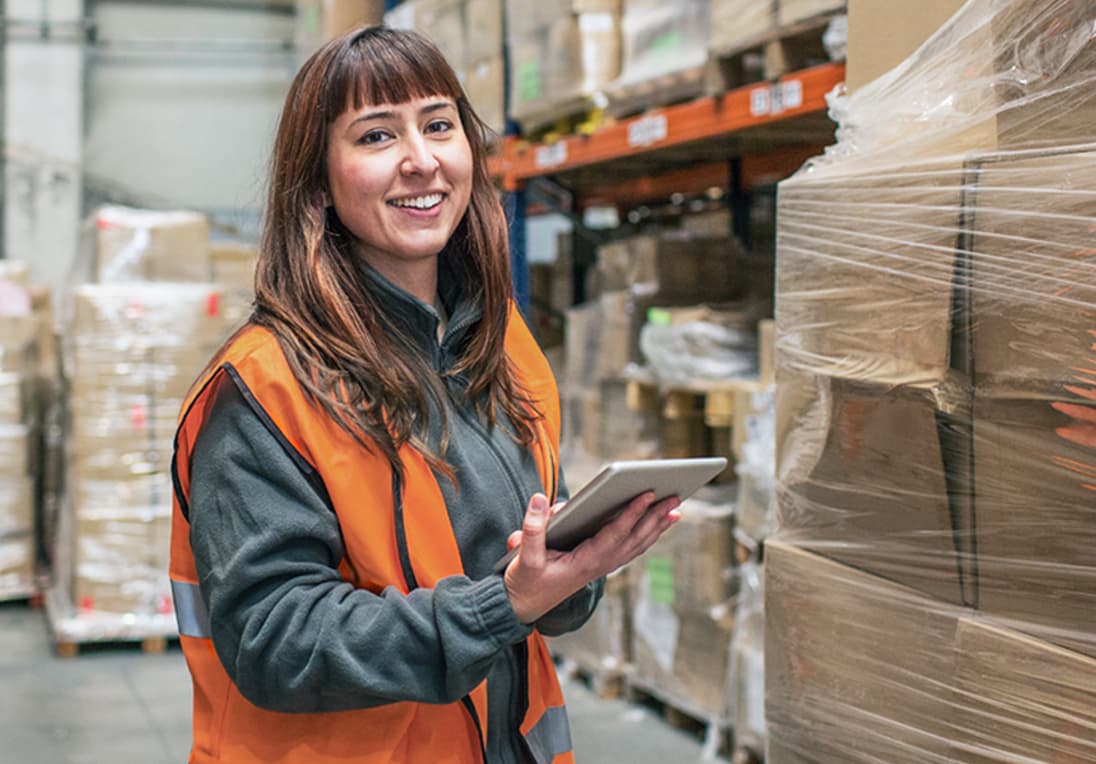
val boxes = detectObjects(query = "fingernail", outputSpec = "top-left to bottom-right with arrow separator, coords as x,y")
530,494 -> 548,514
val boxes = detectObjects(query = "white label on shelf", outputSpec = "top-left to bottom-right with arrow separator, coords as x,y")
627,113 -> 668,148
579,12 -> 615,34
750,78 -> 804,118
782,79 -> 804,111
749,86 -> 770,117
534,142 -> 567,169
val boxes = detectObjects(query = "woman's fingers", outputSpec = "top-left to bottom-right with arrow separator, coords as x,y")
515,493 -> 551,569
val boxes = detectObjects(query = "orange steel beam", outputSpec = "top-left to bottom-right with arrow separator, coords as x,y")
500,61 -> 844,190
576,144 -> 827,208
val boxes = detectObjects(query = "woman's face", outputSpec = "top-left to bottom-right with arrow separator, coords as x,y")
326,94 -> 473,288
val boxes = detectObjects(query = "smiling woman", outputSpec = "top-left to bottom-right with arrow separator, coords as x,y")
167,26 -> 682,764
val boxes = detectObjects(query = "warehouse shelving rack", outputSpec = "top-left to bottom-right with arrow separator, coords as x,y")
495,61 -> 846,312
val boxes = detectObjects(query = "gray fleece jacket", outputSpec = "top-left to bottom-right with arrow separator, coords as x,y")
187,266 -> 603,763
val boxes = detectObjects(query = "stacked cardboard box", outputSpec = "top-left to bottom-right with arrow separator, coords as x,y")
767,1 -> 1096,760
0,279 -> 36,599
630,492 -> 737,721
562,232 -> 742,462
295,0 -> 386,57
505,0 -> 623,130
58,284 -> 246,626
710,0 -> 773,54
614,0 -> 710,87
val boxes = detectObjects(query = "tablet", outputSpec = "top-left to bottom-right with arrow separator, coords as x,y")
493,456 -> 727,572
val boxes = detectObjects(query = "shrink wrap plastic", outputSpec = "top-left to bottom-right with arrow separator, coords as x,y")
768,0 -> 1096,761
52,283 -> 246,639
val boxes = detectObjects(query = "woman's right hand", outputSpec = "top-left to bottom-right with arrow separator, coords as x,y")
503,490 -> 681,624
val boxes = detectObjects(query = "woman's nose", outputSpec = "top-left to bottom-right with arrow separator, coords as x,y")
400,133 -> 440,175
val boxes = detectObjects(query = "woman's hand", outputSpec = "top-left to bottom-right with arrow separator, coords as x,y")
503,491 -> 681,624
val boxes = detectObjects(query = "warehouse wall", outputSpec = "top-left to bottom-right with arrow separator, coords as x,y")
2,0 -> 297,293
2,0 -> 85,292
84,0 -> 295,231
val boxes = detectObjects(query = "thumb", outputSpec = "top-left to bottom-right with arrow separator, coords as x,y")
519,493 -> 550,567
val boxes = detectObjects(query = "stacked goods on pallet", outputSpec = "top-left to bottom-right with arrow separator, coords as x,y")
546,566 -> 632,692
767,1 -> 1096,761
563,232 -> 742,463
50,207 -> 250,645
385,0 -> 506,134
630,491 -> 738,741
295,0 -> 386,58
777,0 -> 843,26
608,0 -> 710,113
505,0 -> 623,132
0,268 -> 38,600
460,0 -> 505,134
710,0 -> 773,54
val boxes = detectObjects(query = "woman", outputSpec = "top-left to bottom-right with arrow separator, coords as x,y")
169,26 -> 680,764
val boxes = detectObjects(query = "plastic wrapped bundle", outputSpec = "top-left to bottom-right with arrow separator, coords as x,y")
769,0 -> 1096,761
52,283 -> 246,639
615,0 -> 710,86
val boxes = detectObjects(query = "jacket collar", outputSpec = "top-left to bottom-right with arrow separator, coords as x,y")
361,259 -> 481,364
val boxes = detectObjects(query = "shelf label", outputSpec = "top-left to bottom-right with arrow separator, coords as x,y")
749,78 -> 805,117
627,113 -> 668,148
534,141 -> 567,169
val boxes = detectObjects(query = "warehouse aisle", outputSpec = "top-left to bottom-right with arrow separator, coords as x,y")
0,601 -> 722,763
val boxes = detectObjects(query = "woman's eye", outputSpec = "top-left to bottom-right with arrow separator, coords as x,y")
358,129 -> 391,145
425,120 -> 453,135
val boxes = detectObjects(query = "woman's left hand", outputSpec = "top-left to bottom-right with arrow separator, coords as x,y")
503,491 -> 681,624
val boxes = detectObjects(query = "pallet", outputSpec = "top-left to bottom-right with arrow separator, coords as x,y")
706,10 -> 844,92
624,676 -> 731,761
44,585 -> 178,659
625,375 -> 750,429
604,64 -> 708,121
53,635 -> 177,659
555,655 -> 628,700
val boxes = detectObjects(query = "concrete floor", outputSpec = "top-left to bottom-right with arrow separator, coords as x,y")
0,600 -> 724,763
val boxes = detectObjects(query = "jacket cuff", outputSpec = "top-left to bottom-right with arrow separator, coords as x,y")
472,574 -> 534,646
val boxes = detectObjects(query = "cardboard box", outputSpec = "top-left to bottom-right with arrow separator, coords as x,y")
632,540 -> 735,720
464,0 -> 504,62
95,206 -> 210,283
0,477 -> 33,532
777,0 -> 843,27
757,319 -> 774,384
208,241 -> 258,292
710,0 -> 773,53
547,566 -> 632,673
844,0 -> 1096,150
667,495 -> 737,614
616,0 -> 709,86
462,55 -> 506,136
0,533 -> 35,596
297,0 -> 385,55
507,0 -> 622,126
596,233 -> 742,300
775,373 -> 972,605
764,541 -> 962,763
846,0 -> 962,93
950,617 -> 1096,763
971,394 -> 1096,658
966,149 -> 1096,395
0,425 -> 30,479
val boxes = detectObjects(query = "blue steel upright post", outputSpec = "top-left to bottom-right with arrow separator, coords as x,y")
506,188 -> 530,318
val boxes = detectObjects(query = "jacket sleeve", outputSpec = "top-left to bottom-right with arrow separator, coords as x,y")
187,378 -> 533,713
534,465 -> 606,637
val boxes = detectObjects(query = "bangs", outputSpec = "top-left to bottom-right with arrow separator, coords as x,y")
323,27 -> 464,121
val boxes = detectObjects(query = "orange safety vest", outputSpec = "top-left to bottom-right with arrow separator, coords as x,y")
169,304 -> 573,764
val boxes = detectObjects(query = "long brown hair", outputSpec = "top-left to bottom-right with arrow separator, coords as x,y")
250,26 -> 537,474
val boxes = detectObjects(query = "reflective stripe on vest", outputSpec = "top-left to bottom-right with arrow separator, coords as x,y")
524,704 -> 572,764
171,578 -> 212,639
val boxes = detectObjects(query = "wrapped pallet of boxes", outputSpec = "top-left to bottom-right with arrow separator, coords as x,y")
384,0 -> 466,68
505,0 -> 622,132
546,566 -> 633,692
710,0 -> 774,55
630,491 -> 737,734
49,283 -> 247,643
766,1 -> 1096,761
461,0 -> 505,135
609,0 -> 709,112
0,282 -> 37,600
95,205 -> 209,283
295,0 -> 386,58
